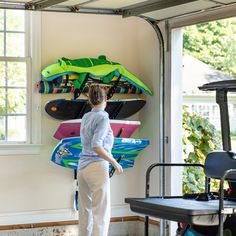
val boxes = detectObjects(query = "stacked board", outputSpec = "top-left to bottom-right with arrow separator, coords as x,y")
45,98 -> 146,120
39,55 -> 153,97
37,78 -> 142,95
41,55 -> 151,210
52,120 -> 149,171
54,119 -> 141,140
52,136 -> 150,170
40,55 -> 151,172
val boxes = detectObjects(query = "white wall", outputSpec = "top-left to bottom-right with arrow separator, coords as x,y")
0,12 -> 160,224
136,21 -> 160,196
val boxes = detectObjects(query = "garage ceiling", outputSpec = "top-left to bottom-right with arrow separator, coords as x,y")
0,0 -> 236,20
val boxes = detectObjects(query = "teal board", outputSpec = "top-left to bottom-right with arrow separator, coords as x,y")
51,137 -> 150,170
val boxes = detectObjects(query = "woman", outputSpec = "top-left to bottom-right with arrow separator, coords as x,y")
78,85 -> 123,236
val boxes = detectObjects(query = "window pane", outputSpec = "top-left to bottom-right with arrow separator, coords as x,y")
0,116 -> 6,141
0,61 -> 6,86
6,33 -> 25,57
7,88 -> 26,114
0,88 -> 6,114
8,115 -> 26,141
6,10 -> 25,32
0,10 -> 29,144
7,61 -> 26,87
0,10 -> 3,31
0,33 -> 3,56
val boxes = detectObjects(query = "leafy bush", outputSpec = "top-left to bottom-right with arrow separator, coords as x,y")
182,106 -> 221,193
183,19 -> 236,78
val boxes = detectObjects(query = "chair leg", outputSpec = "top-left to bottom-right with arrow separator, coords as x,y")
145,216 -> 149,236
218,212 -> 224,236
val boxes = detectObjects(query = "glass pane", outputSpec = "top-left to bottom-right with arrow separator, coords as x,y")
6,33 -> 25,57
7,61 -> 26,87
7,115 -> 26,141
7,88 -> 26,114
0,10 -> 3,31
0,88 -> 6,114
0,33 -> 3,56
229,99 -> 236,151
0,61 -> 6,86
6,10 -> 25,32
0,116 -> 6,141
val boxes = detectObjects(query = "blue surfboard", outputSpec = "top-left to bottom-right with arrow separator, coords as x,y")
51,137 -> 150,170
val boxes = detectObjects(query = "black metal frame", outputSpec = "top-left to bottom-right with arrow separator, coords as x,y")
143,163 -> 236,236
144,163 -> 206,236
141,80 -> 236,236
218,169 -> 236,236
199,80 -> 236,195
198,80 -> 236,151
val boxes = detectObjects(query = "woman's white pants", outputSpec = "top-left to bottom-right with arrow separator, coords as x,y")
78,161 -> 110,236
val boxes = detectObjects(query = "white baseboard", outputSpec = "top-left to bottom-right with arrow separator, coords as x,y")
0,204 -> 134,226
111,204 -> 136,217
0,209 -> 77,226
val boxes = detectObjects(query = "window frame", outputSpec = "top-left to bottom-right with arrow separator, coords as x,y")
0,56 -> 30,142
0,10 -> 41,155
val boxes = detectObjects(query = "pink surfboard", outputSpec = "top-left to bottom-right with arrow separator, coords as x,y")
54,119 -> 141,140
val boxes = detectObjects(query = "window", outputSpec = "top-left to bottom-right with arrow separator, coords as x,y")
0,9 -> 41,153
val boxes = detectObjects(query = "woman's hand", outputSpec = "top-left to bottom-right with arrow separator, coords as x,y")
93,146 -> 123,174
112,160 -> 123,174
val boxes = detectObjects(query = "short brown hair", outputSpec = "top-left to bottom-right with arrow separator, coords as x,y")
88,85 -> 106,106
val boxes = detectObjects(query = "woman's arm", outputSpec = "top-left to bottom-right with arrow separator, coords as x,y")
92,115 -> 123,174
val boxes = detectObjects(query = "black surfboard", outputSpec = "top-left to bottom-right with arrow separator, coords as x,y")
45,98 -> 146,120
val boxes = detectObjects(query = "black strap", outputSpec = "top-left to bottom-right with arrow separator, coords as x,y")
74,169 -> 77,179
74,169 -> 78,211
65,74 -> 69,86
76,100 -> 90,118
109,101 -> 124,119
109,155 -> 123,178
116,128 -> 124,138
106,74 -> 121,100
74,74 -> 90,99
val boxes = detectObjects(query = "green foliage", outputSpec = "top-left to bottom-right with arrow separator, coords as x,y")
183,18 -> 236,78
182,106 -> 221,193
